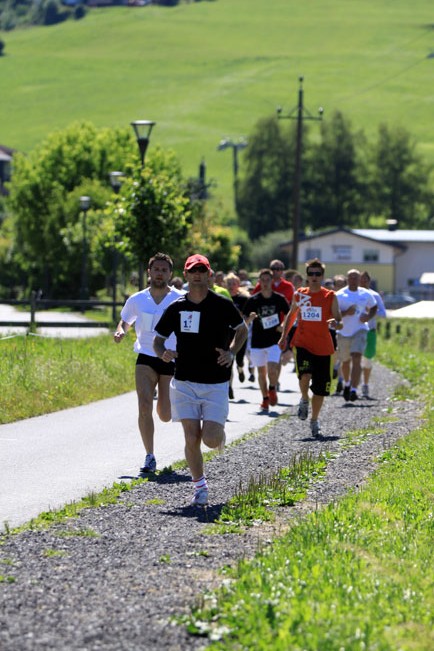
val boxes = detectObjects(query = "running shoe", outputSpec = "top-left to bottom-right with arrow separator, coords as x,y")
192,487 -> 209,506
260,396 -> 270,412
297,398 -> 309,420
238,367 -> 245,383
248,368 -> 255,382
350,390 -> 358,402
310,420 -> 322,439
362,384 -> 369,398
335,380 -> 343,395
139,453 -> 156,475
269,388 -> 278,406
343,385 -> 351,401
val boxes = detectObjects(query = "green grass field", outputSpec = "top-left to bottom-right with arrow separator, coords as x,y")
1,0 -> 433,205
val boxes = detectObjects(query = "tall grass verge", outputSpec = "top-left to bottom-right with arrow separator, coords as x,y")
184,320 -> 434,649
0,333 -> 135,423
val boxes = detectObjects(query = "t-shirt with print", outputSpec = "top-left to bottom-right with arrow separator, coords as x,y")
291,286 -> 335,356
243,292 -> 289,349
335,286 -> 377,337
155,290 -> 244,383
120,286 -> 184,355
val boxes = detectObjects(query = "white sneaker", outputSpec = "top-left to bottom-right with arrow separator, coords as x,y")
362,384 -> 369,398
139,453 -> 156,475
192,487 -> 209,506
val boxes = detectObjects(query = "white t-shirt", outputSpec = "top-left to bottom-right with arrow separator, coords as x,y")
365,288 -> 387,330
120,287 -> 184,355
336,286 -> 377,337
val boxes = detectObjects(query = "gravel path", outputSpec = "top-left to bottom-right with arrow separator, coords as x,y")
0,364 -> 424,651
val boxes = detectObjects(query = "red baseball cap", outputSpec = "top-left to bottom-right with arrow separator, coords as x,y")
184,254 -> 211,271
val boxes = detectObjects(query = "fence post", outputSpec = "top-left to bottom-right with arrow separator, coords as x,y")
385,321 -> 391,340
30,291 -> 36,331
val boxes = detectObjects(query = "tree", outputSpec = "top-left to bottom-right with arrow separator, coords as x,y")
7,121 -> 137,297
368,124 -> 433,228
237,116 -> 295,240
110,149 -> 191,287
303,111 -> 368,230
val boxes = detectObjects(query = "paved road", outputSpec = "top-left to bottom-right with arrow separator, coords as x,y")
0,367 -> 301,532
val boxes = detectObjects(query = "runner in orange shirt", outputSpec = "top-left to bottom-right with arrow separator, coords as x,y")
278,258 -> 342,438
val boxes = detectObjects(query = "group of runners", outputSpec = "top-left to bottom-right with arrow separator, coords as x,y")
114,252 -> 386,506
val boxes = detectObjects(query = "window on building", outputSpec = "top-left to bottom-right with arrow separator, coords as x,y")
305,248 -> 321,261
363,249 -> 379,262
332,245 -> 352,261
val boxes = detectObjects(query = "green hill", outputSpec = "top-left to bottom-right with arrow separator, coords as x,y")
1,0 -> 433,205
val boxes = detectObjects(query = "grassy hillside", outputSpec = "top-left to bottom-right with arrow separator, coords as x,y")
1,0 -> 433,205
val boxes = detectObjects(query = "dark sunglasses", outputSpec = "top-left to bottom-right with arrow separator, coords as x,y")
270,266 -> 284,271
188,265 -> 208,273
307,271 -> 323,277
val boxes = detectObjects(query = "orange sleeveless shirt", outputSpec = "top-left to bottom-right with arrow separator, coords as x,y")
291,287 -> 335,356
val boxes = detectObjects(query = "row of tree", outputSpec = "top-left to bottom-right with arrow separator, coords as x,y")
237,111 -> 433,240
1,110 -> 433,299
0,121 -> 239,298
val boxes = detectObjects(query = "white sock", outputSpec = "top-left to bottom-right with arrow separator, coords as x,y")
193,476 -> 208,491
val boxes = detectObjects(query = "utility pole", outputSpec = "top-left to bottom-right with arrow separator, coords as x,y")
277,77 -> 323,269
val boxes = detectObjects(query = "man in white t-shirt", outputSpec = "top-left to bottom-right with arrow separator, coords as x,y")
336,269 -> 377,402
360,270 -> 387,398
114,252 -> 184,475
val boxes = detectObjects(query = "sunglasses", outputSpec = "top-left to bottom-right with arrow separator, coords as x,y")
307,271 -> 323,277
188,265 -> 208,273
270,267 -> 284,271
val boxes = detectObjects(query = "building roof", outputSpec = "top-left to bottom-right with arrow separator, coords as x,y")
353,229 -> 434,243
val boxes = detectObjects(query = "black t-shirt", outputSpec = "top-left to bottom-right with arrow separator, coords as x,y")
155,290 -> 244,383
243,292 -> 289,349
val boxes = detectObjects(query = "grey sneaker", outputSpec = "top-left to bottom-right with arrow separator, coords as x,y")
310,420 -> 322,439
192,487 -> 209,506
140,453 -> 156,474
297,399 -> 309,420
362,384 -> 369,398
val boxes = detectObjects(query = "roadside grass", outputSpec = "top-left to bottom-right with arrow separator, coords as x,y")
205,452 -> 328,535
1,0 -> 433,203
0,333 -> 135,424
182,323 -> 434,649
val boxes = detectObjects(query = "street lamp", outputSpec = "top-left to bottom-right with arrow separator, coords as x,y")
131,120 -> 156,169
79,195 -> 91,305
131,119 -> 156,289
109,171 -> 124,194
217,137 -> 247,213
109,172 -> 124,322
277,76 -> 323,269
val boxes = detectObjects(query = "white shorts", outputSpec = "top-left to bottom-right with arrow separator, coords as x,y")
337,330 -> 368,362
249,344 -> 281,367
170,379 -> 229,425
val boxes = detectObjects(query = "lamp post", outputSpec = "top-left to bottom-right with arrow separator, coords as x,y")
217,137 -> 247,213
131,120 -> 156,169
277,76 -> 323,269
79,195 -> 91,306
131,120 -> 156,289
109,172 -> 124,322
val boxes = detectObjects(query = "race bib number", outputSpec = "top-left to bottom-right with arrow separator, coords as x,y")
301,305 -> 322,321
180,310 -> 201,333
138,312 -> 155,332
261,313 -> 280,329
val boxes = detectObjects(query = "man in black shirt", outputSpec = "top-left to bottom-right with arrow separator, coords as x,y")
243,269 -> 289,412
154,254 -> 247,506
